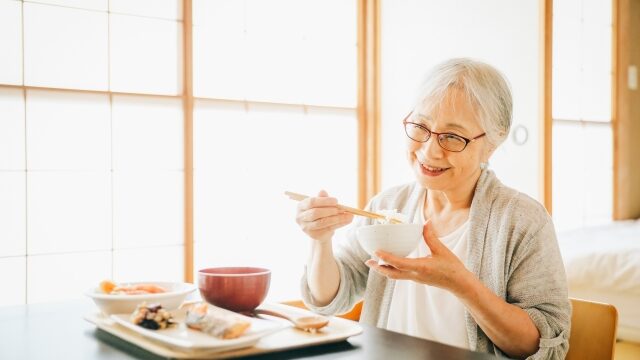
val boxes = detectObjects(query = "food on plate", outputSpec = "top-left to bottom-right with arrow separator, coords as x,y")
99,280 -> 167,295
99,280 -> 117,294
130,302 -> 175,330
185,302 -> 251,339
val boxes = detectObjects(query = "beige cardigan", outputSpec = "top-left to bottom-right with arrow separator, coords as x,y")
301,170 -> 571,359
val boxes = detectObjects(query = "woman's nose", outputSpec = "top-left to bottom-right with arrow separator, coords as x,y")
421,135 -> 444,158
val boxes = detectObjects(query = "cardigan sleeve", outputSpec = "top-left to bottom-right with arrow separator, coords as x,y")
300,203 -> 373,316
505,219 -> 572,360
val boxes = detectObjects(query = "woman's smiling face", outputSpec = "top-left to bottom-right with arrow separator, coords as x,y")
406,89 -> 493,192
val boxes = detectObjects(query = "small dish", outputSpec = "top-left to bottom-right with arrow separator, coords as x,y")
85,281 -> 196,315
110,307 -> 287,353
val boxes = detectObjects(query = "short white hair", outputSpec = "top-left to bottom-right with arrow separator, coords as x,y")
414,58 -> 513,146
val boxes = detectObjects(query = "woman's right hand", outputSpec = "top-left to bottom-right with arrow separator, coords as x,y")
296,190 -> 354,243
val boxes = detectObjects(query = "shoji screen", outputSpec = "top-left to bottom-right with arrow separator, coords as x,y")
0,0 -> 184,306
552,0 -> 612,231
192,0 -> 358,302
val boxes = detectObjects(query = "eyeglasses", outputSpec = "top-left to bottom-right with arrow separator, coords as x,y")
402,112 -> 486,152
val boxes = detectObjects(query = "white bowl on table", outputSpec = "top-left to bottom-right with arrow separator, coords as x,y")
85,281 -> 196,315
357,223 -> 423,265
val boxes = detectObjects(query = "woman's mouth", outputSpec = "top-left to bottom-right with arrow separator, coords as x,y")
420,163 -> 450,177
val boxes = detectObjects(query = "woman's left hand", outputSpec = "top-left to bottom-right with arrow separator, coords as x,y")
365,221 -> 473,297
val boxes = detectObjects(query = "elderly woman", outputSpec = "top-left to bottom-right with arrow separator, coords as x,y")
295,58 -> 570,359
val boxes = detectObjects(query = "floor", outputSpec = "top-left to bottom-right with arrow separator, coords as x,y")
615,341 -> 640,360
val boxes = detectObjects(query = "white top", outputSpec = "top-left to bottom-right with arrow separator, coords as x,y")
385,196 -> 470,349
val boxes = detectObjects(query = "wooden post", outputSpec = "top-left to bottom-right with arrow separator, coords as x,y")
613,0 -> 640,219
540,0 -> 553,214
357,0 -> 381,209
183,0 -> 194,282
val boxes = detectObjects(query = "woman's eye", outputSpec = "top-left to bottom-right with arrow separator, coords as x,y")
443,133 -> 463,141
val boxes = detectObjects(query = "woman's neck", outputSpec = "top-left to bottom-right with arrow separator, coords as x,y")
427,169 -> 482,212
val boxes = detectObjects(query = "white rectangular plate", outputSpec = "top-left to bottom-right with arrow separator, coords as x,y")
110,306 -> 286,352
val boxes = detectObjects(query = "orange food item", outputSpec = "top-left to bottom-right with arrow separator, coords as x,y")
99,280 -> 167,295
129,284 -> 167,294
99,280 -> 117,294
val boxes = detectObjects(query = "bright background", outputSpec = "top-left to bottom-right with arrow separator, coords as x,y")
0,0 -> 612,306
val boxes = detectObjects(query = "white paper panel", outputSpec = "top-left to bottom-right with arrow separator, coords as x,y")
303,42 -> 357,108
192,0 -> 242,27
24,3 -> 108,90
110,14 -> 182,95
0,257 -> 26,307
25,0 -> 107,11
192,0 -> 246,100
27,251 -> 111,303
552,121 -> 612,231
0,173 -> 26,257
553,0 -> 612,122
0,88 -> 25,170
582,0 -> 612,26
193,0 -> 357,107
301,0 -> 357,107
113,172 -> 183,249
582,124 -> 613,222
194,101 -> 357,302
27,172 -> 111,255
193,99 -> 246,171
112,95 -> 183,170
26,90 -> 110,170
0,1 -> 22,85
109,0 -> 182,20
113,246 -> 183,283
242,0 -> 304,104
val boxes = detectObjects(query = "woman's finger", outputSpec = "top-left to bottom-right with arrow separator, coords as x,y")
366,260 -> 413,280
302,213 -> 352,231
297,207 -> 342,222
374,251 -> 417,272
297,195 -> 338,212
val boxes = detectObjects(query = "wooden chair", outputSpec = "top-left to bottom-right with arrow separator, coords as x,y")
566,298 -> 618,360
281,300 -> 363,321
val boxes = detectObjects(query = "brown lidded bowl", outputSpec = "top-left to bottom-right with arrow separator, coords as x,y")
198,267 -> 271,312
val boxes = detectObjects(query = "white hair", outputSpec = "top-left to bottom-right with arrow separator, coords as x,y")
414,58 -> 513,146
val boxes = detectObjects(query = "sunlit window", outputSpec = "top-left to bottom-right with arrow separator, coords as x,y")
0,0 -> 357,306
0,0 -> 184,306
192,0 -> 358,302
552,0 -> 613,231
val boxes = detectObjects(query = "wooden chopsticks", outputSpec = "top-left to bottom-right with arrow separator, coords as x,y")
284,191 -> 403,224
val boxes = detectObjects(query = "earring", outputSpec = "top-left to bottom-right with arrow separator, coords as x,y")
480,162 -> 489,170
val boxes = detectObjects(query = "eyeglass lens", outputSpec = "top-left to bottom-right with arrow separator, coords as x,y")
405,123 -> 467,152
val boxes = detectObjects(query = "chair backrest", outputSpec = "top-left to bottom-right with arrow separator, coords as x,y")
566,298 -> 618,360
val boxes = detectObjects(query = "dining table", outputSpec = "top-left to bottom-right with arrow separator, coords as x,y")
0,300 -> 499,360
